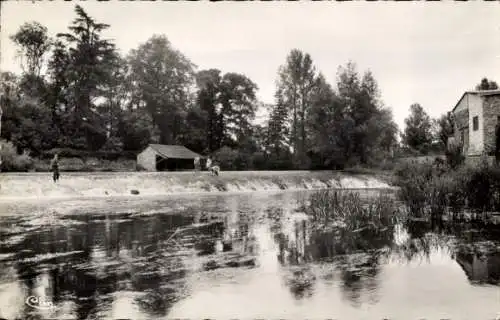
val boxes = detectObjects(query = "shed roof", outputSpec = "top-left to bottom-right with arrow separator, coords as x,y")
148,144 -> 203,159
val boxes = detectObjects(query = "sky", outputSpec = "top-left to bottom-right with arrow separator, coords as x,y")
1,2 -> 500,131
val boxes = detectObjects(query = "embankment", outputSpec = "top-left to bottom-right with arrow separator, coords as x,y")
0,171 -> 394,201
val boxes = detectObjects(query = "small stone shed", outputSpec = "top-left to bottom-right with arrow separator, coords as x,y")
451,90 -> 500,158
137,144 -> 203,171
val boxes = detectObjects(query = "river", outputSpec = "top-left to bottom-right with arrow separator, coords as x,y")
0,188 -> 499,319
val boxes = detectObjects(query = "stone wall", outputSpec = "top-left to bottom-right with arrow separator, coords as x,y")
482,95 -> 500,155
467,93 -> 484,156
453,108 -> 469,153
136,146 -> 157,171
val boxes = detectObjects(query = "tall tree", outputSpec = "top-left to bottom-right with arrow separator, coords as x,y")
55,5 -> 117,150
194,69 -> 259,154
98,54 -> 132,151
266,100 -> 290,156
10,21 -> 52,76
335,62 -> 388,164
128,34 -> 195,145
307,75 -> 349,168
195,69 -> 223,153
402,103 -> 433,154
219,72 -> 258,146
475,77 -> 499,91
275,49 -> 318,167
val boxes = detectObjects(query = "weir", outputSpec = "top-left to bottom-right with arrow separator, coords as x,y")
0,171 -> 394,201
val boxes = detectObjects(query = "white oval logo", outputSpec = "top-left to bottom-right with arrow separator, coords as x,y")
25,296 -> 58,310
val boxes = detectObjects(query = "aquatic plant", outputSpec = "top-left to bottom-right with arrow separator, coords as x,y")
301,190 -> 401,232
393,161 -> 500,219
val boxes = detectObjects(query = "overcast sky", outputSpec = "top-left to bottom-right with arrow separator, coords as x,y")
2,2 -> 499,130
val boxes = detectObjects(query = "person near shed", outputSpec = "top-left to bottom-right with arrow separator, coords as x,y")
194,156 -> 200,171
206,157 -> 212,171
51,154 -> 60,183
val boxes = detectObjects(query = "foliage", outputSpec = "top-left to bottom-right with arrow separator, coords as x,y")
435,112 -> 455,148
54,5 -> 118,150
3,5 -> 402,172
127,34 -> 195,145
475,77 -> 499,91
401,103 -> 433,154
118,109 -> 154,152
212,146 -> 239,170
394,161 -> 500,218
10,21 -> 52,76
265,100 -> 289,156
274,49 -> 319,168
305,62 -> 398,169
465,163 -> 500,212
0,140 -> 35,172
301,190 -> 400,231
445,136 -> 464,169
194,69 -> 259,154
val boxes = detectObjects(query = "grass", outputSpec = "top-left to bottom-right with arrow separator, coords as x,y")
393,160 -> 500,220
299,190 -> 403,232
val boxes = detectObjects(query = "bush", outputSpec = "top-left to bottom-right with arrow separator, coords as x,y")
0,140 -> 35,172
465,163 -> 500,212
213,146 -> 239,170
445,137 -> 464,169
250,152 -> 267,170
394,162 -> 435,217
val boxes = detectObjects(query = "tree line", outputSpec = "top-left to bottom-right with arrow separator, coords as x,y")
2,5 -> 494,170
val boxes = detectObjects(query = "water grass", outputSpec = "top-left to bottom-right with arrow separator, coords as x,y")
299,190 -> 403,232
393,161 -> 500,220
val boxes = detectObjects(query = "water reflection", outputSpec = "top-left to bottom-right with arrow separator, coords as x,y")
0,191 -> 499,319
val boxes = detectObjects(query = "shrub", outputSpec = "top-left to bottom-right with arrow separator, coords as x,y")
0,140 -> 35,172
445,137 -> 465,169
465,163 -> 500,212
250,152 -> 267,170
213,146 -> 239,170
393,162 -> 435,217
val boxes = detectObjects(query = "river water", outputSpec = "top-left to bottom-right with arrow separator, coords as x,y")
0,190 -> 499,319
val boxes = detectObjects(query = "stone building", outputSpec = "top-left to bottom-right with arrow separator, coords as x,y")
451,90 -> 500,159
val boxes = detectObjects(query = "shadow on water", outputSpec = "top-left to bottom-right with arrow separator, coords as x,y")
0,190 -> 499,319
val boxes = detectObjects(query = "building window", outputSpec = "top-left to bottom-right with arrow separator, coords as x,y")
473,116 -> 479,131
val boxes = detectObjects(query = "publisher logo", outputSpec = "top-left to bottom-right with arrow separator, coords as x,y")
25,296 -> 58,311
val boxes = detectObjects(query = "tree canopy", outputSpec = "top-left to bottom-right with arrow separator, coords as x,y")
2,5 -> 403,171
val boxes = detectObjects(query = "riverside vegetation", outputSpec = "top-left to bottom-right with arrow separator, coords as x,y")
394,159 -> 500,221
299,143 -> 499,242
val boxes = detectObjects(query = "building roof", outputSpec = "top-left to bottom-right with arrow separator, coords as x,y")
452,90 -> 500,113
148,144 -> 203,159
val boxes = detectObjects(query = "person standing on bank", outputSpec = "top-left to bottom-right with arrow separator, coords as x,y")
51,154 -> 60,183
